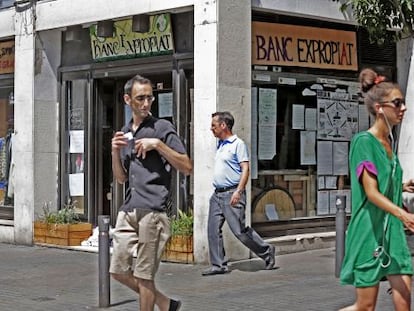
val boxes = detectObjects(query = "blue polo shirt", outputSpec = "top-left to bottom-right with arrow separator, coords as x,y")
213,135 -> 249,189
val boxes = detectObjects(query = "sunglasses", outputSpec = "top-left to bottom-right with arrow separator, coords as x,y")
380,98 -> 406,108
134,95 -> 155,102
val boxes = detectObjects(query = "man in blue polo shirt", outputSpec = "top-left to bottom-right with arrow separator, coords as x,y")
110,74 -> 192,311
202,111 -> 276,276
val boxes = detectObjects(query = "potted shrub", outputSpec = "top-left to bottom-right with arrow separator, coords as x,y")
33,200 -> 92,246
162,209 -> 194,263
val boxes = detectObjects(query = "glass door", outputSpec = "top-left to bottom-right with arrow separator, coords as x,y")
60,72 -> 91,222
94,78 -> 125,226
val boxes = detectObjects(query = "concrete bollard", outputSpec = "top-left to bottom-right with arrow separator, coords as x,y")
335,195 -> 346,278
98,215 -> 111,307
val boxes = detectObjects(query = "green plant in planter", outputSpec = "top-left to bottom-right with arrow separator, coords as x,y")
163,209 -> 194,263
40,199 -> 80,224
170,209 -> 193,236
34,199 -> 92,246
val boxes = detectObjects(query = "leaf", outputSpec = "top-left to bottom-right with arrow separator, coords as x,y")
38,200 -> 80,224
171,209 -> 193,236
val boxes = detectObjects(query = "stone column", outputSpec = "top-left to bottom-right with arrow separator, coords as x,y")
13,7 -> 35,244
193,0 -> 251,263
33,30 -> 61,221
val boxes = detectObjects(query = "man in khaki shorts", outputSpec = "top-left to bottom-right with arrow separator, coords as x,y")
110,74 -> 192,311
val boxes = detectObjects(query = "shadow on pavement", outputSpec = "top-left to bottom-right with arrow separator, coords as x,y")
109,299 -> 137,307
229,258 -> 280,272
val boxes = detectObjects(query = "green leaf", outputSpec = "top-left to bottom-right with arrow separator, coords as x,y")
171,209 -> 193,236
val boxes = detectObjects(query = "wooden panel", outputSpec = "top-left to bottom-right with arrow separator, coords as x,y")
33,222 -> 92,246
162,235 -> 194,263
253,188 -> 295,222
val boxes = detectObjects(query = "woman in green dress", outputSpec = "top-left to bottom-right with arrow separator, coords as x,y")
339,68 -> 414,311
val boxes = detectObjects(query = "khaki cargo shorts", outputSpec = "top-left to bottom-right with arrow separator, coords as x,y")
109,209 -> 170,280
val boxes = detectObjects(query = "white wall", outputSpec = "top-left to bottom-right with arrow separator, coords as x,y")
193,0 -> 252,263
0,7 -> 14,38
193,0 -> 218,263
398,38 -> 414,182
252,0 -> 355,23
217,0 -> 252,260
12,8 -> 35,244
35,0 -> 193,31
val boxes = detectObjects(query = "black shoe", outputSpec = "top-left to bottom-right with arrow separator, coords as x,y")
169,299 -> 182,311
265,245 -> 276,270
201,267 -> 229,276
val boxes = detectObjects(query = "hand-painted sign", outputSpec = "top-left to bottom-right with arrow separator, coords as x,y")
90,14 -> 174,61
252,22 -> 358,71
0,40 -> 15,74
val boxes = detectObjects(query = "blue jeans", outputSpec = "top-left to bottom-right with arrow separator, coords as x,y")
207,189 -> 272,269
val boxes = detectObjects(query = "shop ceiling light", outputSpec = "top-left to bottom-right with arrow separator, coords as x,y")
132,15 -> 150,33
97,20 -> 114,38
65,25 -> 83,42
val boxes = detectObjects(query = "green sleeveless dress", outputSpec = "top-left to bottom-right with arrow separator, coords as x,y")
340,131 -> 413,287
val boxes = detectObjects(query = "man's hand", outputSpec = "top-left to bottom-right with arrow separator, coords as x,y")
230,191 -> 242,206
112,131 -> 128,153
135,138 -> 160,159
400,209 -> 414,232
403,179 -> 414,193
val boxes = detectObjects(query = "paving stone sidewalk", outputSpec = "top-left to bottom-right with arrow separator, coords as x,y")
0,242 -> 412,310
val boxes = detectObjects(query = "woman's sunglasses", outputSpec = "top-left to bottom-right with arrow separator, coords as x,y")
380,98 -> 406,108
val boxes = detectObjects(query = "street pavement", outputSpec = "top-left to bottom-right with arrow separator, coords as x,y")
0,242 -> 412,311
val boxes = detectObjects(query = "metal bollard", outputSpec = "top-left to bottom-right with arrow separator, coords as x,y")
335,195 -> 346,278
98,215 -> 111,307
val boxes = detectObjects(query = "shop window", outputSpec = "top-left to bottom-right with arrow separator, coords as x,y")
253,82 -> 316,171
251,72 -> 359,220
0,87 -> 14,214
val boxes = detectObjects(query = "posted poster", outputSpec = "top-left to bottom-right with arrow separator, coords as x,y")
258,88 -> 277,160
305,108 -> 317,130
317,140 -> 333,175
300,131 -> 316,165
69,130 -> 84,153
318,176 -> 325,190
251,87 -> 258,179
69,173 -> 84,196
258,126 -> 276,160
317,91 -> 358,141
333,141 -> 349,175
317,190 -> 330,215
158,92 -> 173,117
292,104 -> 305,129
325,176 -> 338,189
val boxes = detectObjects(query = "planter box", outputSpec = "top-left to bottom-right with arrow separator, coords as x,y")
162,235 -> 194,264
33,221 -> 47,243
34,221 -> 92,246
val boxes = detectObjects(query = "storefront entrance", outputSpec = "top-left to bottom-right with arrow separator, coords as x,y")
94,73 -> 175,226
60,66 -> 192,226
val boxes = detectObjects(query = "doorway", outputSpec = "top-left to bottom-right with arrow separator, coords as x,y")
60,68 -> 191,227
94,73 -> 175,226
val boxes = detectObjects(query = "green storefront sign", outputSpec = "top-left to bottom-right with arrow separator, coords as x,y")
90,14 -> 174,62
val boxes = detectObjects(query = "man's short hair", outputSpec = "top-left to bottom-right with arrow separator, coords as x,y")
124,74 -> 152,96
212,111 -> 234,130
